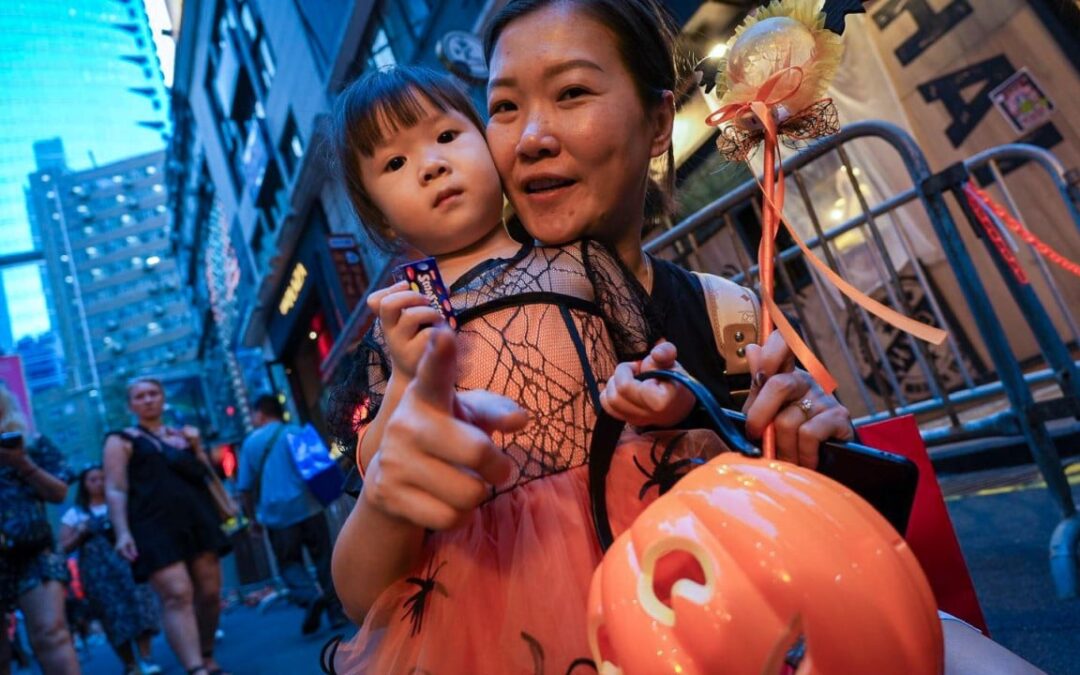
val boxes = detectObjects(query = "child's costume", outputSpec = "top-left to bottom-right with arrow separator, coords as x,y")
331,240 -> 659,673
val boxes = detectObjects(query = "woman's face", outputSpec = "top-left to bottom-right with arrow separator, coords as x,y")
84,469 -> 105,498
128,382 -> 164,420
486,4 -> 673,249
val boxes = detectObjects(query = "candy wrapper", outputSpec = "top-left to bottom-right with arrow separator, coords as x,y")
392,257 -> 459,330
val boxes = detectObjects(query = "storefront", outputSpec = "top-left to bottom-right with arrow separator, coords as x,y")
266,202 -> 365,431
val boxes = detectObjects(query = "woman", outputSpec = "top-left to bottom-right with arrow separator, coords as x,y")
482,0 -> 853,465
59,466 -> 161,675
0,384 -> 79,675
481,1 -> 1045,673
103,377 -> 231,675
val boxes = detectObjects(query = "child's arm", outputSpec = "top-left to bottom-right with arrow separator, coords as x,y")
600,340 -> 696,427
333,329 -> 526,621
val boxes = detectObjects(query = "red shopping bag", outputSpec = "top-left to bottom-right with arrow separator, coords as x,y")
858,414 -> 989,633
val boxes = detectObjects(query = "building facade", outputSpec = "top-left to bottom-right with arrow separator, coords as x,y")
25,148 -> 202,436
15,332 -> 65,394
0,0 -> 173,345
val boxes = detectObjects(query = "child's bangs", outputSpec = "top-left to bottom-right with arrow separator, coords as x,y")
354,85 -> 456,157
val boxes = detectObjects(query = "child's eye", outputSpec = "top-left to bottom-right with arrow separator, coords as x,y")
437,130 -> 458,143
385,156 -> 406,172
488,100 -> 516,116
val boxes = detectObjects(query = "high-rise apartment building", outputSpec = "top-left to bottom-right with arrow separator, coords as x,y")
25,148 -> 201,429
15,332 -> 64,394
0,0 -> 172,344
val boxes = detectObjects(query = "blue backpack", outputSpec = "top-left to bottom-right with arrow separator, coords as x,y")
284,424 -> 345,506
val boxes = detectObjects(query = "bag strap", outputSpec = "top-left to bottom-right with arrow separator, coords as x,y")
588,369 -> 760,551
252,424 -> 288,507
690,272 -> 760,376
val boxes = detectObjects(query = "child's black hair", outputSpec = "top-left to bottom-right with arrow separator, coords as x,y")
332,66 -> 487,251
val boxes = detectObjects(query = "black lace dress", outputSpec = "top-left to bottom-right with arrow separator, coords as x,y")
329,240 -> 665,674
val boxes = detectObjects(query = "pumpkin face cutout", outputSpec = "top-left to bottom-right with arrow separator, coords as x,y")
587,455 -> 943,675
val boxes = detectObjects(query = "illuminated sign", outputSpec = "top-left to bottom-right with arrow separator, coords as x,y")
278,262 -> 308,315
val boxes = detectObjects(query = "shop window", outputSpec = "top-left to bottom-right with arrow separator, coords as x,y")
257,161 -> 287,232
279,111 -> 303,177
256,32 -> 276,91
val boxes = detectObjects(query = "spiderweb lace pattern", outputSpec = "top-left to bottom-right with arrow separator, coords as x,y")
326,241 -> 654,495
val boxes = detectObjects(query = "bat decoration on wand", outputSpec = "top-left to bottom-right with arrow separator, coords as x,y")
821,0 -> 867,35
695,0 -> 947,457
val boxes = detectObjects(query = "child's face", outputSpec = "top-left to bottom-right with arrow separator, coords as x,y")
360,99 -> 504,256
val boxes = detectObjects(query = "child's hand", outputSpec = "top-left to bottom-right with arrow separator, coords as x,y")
600,340 -> 695,427
362,328 -> 527,531
368,281 -> 447,379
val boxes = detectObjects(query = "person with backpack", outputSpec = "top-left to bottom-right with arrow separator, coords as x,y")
237,395 -> 347,635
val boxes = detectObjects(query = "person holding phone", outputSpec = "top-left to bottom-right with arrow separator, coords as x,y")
0,384 -> 80,675
103,377 -> 232,675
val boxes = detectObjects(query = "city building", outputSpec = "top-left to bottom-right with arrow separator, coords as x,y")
0,0 -> 173,346
15,332 -> 65,394
25,147 -> 202,437
0,275 -> 12,353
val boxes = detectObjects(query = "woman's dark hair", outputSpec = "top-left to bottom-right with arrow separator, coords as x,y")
332,65 -> 488,251
75,464 -> 103,512
483,0 -> 679,227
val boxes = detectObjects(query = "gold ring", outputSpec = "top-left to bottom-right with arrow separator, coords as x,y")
797,397 -> 813,421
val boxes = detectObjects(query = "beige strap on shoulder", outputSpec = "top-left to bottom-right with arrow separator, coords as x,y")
691,272 -> 760,376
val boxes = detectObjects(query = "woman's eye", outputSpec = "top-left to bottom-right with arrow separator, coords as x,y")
437,130 -> 458,143
385,156 -> 406,172
488,100 -> 515,116
559,86 -> 590,101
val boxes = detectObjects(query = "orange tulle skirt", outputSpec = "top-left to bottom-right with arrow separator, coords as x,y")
333,430 -> 726,674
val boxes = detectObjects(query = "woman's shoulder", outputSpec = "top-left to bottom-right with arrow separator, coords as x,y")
105,428 -> 138,441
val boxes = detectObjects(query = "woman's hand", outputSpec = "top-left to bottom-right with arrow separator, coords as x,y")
369,281 -> 446,380
600,340 -> 695,427
362,327 -> 526,531
115,531 -> 138,561
0,435 -> 29,470
743,331 -> 854,469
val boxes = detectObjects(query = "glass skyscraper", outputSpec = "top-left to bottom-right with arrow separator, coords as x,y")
0,0 -> 171,342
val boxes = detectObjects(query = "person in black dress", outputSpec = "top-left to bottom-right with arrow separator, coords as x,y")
103,377 -> 231,675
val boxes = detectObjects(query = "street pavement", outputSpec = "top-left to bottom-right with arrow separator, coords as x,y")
73,599 -> 354,675
941,464 -> 1080,675
49,463 -> 1080,674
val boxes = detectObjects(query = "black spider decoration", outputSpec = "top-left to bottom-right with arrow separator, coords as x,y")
401,559 -> 447,636
633,432 -> 705,500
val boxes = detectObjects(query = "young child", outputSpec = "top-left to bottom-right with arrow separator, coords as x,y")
325,66 -> 694,673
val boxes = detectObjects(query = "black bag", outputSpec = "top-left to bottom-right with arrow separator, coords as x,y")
0,500 -> 53,557
588,369 -> 919,551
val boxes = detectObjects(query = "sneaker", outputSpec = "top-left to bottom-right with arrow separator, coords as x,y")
301,596 -> 327,635
139,660 -> 163,674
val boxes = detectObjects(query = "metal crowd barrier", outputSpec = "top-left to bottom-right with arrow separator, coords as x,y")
648,120 -> 1080,598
